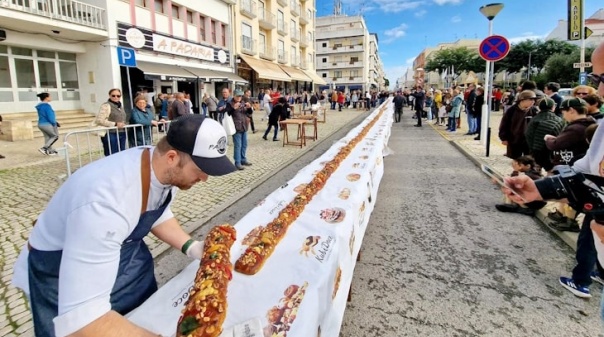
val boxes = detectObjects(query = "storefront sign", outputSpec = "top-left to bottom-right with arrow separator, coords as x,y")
152,34 -> 214,62
117,23 -> 231,65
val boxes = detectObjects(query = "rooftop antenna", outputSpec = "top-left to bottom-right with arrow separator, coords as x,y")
334,0 -> 342,16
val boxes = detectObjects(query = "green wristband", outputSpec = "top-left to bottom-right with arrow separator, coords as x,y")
181,239 -> 195,254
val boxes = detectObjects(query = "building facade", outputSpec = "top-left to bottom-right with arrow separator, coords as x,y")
545,9 -> 604,48
0,0 -> 245,116
232,0 -> 324,96
315,15 -> 377,93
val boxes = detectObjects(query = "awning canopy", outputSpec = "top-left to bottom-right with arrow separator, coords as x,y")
348,85 -> 363,91
303,70 -> 327,85
239,55 -> 291,82
136,61 -> 197,81
185,66 -> 248,84
279,65 -> 312,82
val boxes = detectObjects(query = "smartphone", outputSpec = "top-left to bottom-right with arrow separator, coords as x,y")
481,164 -> 527,202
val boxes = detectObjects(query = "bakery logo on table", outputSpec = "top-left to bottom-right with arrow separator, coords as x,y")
314,235 -> 335,263
264,282 -> 308,337
299,236 -> 320,257
269,200 -> 287,215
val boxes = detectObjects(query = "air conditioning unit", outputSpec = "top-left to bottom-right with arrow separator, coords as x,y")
349,77 -> 354,80
332,62 -> 337,66
332,77 -> 337,81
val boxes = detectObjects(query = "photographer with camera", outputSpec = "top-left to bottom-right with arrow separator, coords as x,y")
504,43 -> 604,306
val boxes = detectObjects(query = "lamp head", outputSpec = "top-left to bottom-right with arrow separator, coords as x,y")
479,3 -> 504,20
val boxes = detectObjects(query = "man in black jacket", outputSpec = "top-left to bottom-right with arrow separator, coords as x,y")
392,91 -> 405,123
524,98 -> 565,172
411,86 -> 426,127
545,82 -> 563,117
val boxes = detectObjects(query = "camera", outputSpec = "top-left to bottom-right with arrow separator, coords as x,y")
535,165 -> 604,223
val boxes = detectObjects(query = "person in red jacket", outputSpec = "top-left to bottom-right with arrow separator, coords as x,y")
337,91 -> 345,111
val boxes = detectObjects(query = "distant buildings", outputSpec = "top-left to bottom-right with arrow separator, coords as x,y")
545,8 -> 604,48
314,15 -> 384,93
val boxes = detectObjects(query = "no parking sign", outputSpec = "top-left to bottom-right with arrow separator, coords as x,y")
479,35 -> 510,62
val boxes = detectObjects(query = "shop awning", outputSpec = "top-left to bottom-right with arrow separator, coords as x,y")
303,70 -> 327,85
184,66 -> 248,84
239,55 -> 291,82
136,61 -> 197,81
279,65 -> 312,82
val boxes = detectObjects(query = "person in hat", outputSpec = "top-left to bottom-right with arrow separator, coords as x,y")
498,90 -> 539,159
502,40 -> 604,303
12,115 -> 236,337
524,97 -> 565,172
226,89 -> 253,170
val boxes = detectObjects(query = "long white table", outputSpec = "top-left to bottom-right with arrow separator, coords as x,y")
128,100 -> 394,337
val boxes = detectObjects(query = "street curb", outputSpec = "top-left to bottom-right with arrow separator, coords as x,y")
151,110 -> 372,259
431,124 -> 580,252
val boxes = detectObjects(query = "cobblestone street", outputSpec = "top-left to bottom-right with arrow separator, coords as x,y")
0,108 -> 368,336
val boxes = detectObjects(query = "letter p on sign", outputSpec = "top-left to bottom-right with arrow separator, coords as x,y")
117,46 -> 137,67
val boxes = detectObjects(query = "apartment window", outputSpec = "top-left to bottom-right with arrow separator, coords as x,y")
135,0 -> 146,7
322,42 -> 326,48
259,33 -> 266,54
351,70 -> 359,77
200,16 -> 206,41
0,47 -> 79,102
322,58 -> 326,63
154,0 -> 163,13
322,73 -> 327,78
291,46 -> 296,62
334,71 -> 342,78
277,10 -> 284,29
211,20 -> 217,44
350,57 -> 359,63
242,23 -> 253,51
186,10 -> 193,24
306,9 -> 311,20
290,18 -> 295,30
221,24 -> 227,47
171,4 -> 179,19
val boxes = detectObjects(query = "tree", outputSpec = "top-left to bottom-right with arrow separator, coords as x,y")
497,39 -> 578,74
543,47 -> 594,86
424,47 -> 483,75
384,78 -> 390,88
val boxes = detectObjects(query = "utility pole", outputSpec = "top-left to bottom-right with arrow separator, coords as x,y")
334,0 -> 342,16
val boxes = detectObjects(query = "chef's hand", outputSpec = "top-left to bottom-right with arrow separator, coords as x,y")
502,175 -> 543,204
185,240 -> 204,259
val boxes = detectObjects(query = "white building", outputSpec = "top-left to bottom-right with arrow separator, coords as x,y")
315,15 -> 378,93
0,0 -> 241,139
545,8 -> 604,48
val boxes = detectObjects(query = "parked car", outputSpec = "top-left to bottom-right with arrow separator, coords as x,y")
559,88 -> 573,99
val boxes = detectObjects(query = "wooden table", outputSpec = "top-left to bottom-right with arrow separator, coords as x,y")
295,115 -> 318,142
279,119 -> 307,148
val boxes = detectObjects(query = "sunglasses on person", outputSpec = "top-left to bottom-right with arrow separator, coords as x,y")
588,72 -> 604,87
111,94 -> 122,98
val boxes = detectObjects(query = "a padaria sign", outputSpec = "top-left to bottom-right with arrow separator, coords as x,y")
117,23 -> 230,65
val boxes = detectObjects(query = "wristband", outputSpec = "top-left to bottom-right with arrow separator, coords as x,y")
181,239 -> 195,254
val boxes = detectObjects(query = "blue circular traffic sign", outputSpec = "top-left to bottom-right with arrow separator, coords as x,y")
479,35 -> 510,62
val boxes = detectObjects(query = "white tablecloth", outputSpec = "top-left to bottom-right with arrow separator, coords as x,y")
128,101 -> 394,337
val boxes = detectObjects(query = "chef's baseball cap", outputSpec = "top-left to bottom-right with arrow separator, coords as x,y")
166,114 -> 236,176
560,97 -> 587,110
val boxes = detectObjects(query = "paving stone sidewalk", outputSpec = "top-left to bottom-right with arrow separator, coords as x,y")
0,107 -> 368,336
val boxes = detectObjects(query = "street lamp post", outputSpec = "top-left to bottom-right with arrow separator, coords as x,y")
527,51 -> 532,80
479,3 -> 504,155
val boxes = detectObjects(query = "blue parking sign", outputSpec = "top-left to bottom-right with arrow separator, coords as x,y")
117,46 -> 137,67
579,72 -> 587,85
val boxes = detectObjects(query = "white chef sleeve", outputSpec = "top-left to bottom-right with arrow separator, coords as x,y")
53,202 -> 131,337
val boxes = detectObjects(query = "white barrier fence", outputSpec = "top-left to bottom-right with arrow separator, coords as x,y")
60,121 -> 171,177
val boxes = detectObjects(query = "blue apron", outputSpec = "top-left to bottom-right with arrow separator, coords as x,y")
28,149 -> 172,337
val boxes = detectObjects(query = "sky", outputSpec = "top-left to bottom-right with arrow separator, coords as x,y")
316,0 -> 603,87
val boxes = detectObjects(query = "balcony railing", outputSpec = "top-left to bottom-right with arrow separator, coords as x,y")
277,50 -> 288,64
289,0 -> 299,16
277,21 -> 288,36
259,45 -> 276,61
258,9 -> 276,29
299,11 -> 310,25
316,61 -> 363,70
316,44 -> 364,54
299,35 -> 309,47
276,0 -> 287,6
289,28 -> 299,42
290,55 -> 299,67
241,36 -> 257,55
239,0 -> 257,18
1,0 -> 106,29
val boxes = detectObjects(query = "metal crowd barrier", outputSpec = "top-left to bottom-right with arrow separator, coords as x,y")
60,121 -> 172,177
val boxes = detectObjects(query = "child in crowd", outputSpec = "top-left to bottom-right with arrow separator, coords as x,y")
495,155 -> 542,215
